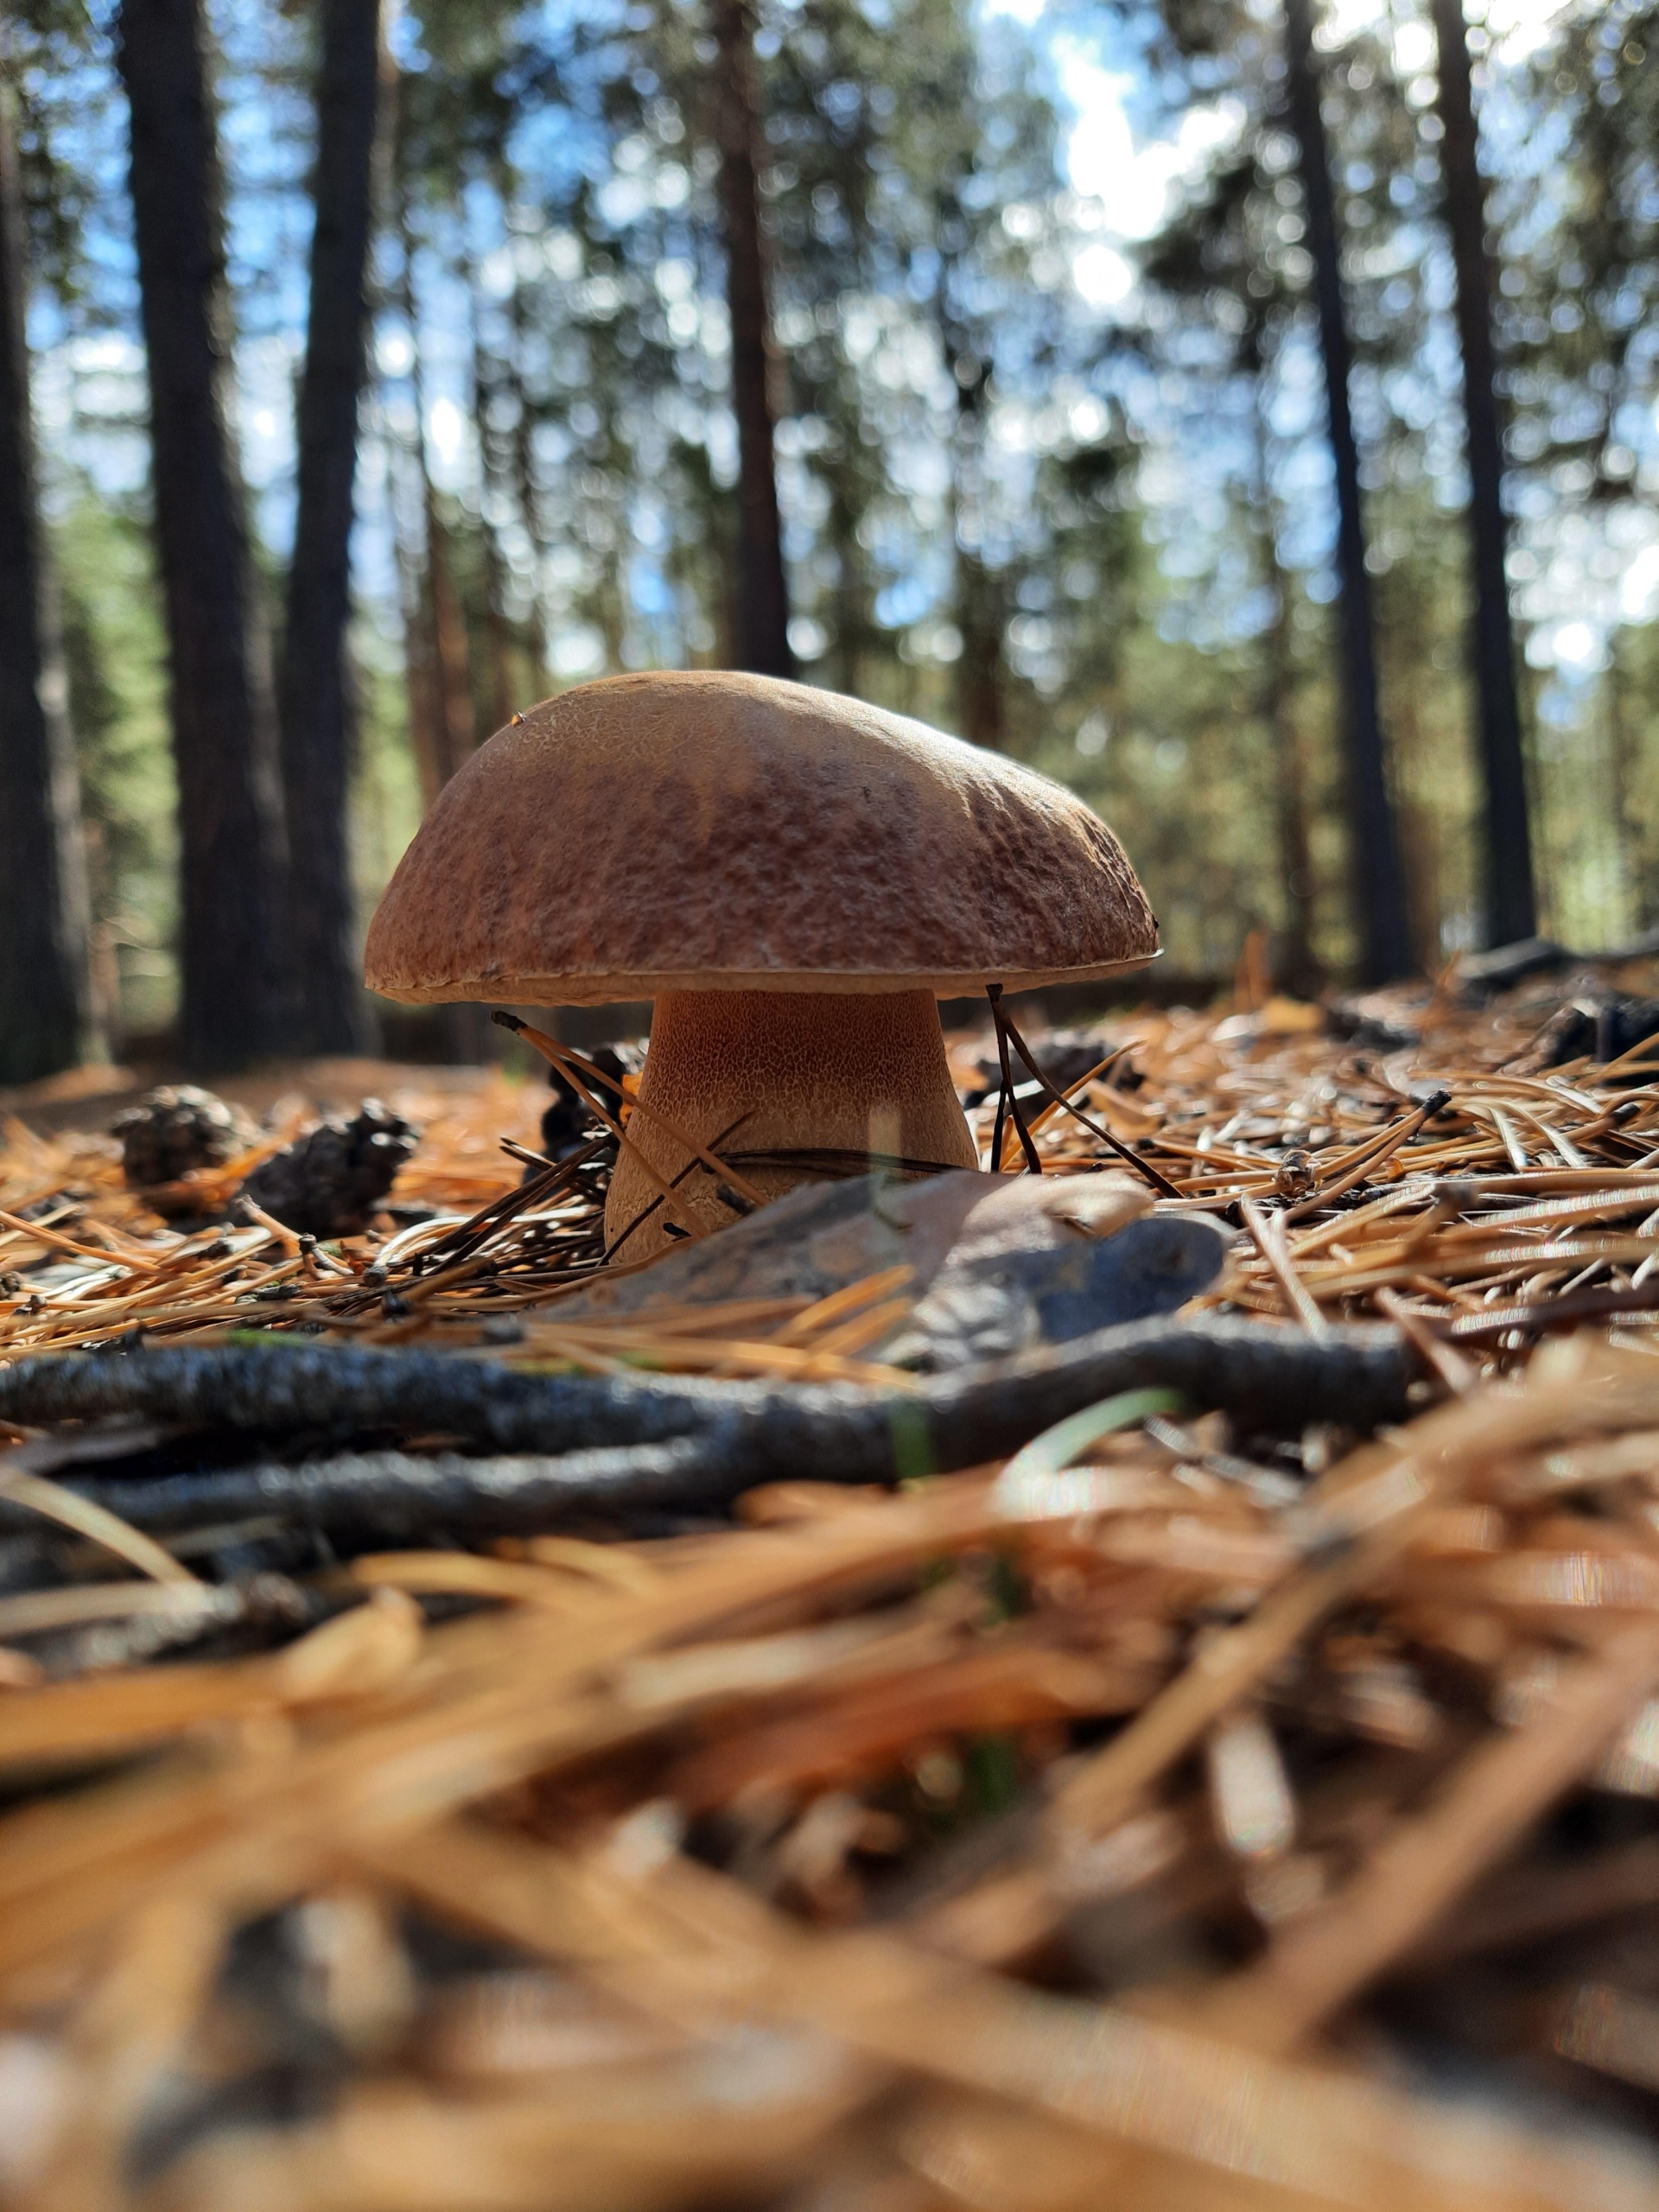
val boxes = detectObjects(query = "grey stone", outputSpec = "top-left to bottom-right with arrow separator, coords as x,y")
563,1168 -> 1228,1370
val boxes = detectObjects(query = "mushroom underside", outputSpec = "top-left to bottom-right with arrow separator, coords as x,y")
602,988 -> 979,1260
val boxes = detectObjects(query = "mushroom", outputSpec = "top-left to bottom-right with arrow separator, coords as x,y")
364,672 -> 1157,1259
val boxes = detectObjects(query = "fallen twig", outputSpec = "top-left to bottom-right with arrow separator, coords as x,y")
0,1317 -> 1414,1495
31,1441 -> 714,1542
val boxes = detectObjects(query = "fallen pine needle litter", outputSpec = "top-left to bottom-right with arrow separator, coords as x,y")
1,976 -> 1659,2204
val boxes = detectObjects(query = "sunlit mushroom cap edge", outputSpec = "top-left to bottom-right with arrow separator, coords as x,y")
364,671 -> 1160,1007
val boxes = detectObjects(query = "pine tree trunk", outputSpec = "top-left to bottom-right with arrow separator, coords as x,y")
1430,0 -> 1535,949
423,495 -> 477,783
397,387 -> 478,791
115,0 -> 290,1067
505,275 -> 552,696
1607,636 -> 1645,934
278,0 -> 383,1054
468,265 -> 517,733
1251,379 -> 1318,988
1282,0 -> 1412,986
0,72 -> 99,1084
956,550 -> 1005,750
390,432 -> 444,812
480,550 -> 516,734
1262,558 -> 1319,990
828,474 -> 866,698
394,168 -> 475,791
710,0 -> 793,679
385,423 -> 488,1066
390,159 -> 486,1066
951,367 -> 1004,750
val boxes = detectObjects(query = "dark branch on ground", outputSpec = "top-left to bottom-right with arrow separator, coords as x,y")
22,1442 -> 713,1545
0,1317 -> 1414,1535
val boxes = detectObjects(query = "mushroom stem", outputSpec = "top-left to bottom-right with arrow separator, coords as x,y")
604,989 -> 979,1258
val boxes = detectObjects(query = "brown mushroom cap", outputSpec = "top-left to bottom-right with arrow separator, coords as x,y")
364,671 -> 1157,1007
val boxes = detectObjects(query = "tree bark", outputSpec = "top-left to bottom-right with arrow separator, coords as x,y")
115,0 -> 290,1067
827,471 -> 868,698
505,270 -> 552,696
278,0 -> 383,1054
1255,512 -> 1319,990
1282,0 -> 1412,985
0,71 -> 99,1084
710,0 -> 793,679
951,359 -> 1005,750
468,263 -> 518,734
422,491 -> 478,784
955,556 -> 1005,748
389,423 -> 444,812
394,164 -> 475,792
388,152 -> 486,1065
1430,0 -> 1536,949
1607,634 -> 1647,934
385,416 -> 488,1066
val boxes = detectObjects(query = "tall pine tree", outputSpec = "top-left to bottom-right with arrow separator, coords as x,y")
280,0 -> 385,1052
1431,0 -> 1535,947
1282,0 -> 1410,982
0,59 -> 99,1083
116,0 -> 291,1066
711,0 -> 793,677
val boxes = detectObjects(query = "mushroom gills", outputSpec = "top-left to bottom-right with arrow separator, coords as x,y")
603,988 -> 979,1257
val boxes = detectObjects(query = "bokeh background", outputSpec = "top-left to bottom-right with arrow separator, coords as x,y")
2,0 -> 1656,1077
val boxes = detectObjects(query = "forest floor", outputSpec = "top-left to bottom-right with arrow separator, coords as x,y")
3,967 -> 1659,2207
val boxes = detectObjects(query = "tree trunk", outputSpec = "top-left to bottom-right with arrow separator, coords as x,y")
1282,0 -> 1412,985
827,471 -> 867,698
0,71 -> 100,1084
951,366 -> 1004,751
468,264 -> 517,734
1607,634 -> 1646,934
1262,556 -> 1319,991
278,0 -> 383,1054
423,493 -> 478,783
1430,0 -> 1535,949
505,270 -> 552,696
710,0 -> 793,679
394,167 -> 475,791
389,422 -> 443,812
386,395 -> 472,806
955,552 -> 1005,750
1250,376 -> 1318,988
385,418 -> 489,1066
115,0 -> 290,1067
390,157 -> 486,1066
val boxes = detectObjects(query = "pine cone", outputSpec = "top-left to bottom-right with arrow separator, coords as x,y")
111,1086 -> 257,1191
238,1100 -> 420,1238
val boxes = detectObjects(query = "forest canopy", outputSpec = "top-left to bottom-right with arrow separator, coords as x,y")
5,0 -> 1657,1058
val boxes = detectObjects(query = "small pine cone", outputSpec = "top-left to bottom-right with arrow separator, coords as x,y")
111,1085 -> 257,1191
238,1099 -> 420,1238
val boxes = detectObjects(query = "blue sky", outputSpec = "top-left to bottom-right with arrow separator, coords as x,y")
30,0 -> 1659,670
999,0 -> 1659,667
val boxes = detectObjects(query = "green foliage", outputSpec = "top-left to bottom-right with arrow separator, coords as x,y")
54,489 -> 179,1037
1508,1 -> 1658,509
3,0 -> 111,312
347,616 -> 427,913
